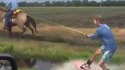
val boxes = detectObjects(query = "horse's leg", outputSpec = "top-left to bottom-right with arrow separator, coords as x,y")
16,24 -> 27,35
25,23 -> 35,36
26,15 -> 37,33
27,25 -> 35,36
20,26 -> 27,35
29,26 -> 35,36
8,28 -> 12,37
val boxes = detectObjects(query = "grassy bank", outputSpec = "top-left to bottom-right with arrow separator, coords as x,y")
0,40 -> 125,64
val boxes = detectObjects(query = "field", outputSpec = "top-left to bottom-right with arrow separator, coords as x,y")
21,7 -> 125,27
0,7 -> 125,65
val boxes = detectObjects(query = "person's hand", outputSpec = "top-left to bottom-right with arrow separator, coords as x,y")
86,34 -> 94,38
82,33 -> 94,38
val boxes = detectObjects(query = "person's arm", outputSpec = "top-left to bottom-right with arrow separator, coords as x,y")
5,0 -> 11,10
11,0 -> 18,11
87,28 -> 102,40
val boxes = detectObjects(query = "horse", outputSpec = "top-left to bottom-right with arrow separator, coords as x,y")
0,8 -> 37,36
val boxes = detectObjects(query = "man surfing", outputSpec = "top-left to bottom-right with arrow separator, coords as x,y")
80,15 -> 117,70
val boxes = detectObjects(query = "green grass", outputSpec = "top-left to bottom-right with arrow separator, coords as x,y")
0,38 -> 124,64
0,40 -> 93,62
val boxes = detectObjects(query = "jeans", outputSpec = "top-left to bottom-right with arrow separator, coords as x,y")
5,10 -> 13,28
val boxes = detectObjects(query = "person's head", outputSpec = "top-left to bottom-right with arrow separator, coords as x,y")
93,15 -> 103,26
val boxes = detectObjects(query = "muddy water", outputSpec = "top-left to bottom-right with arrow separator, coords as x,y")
33,60 -> 125,70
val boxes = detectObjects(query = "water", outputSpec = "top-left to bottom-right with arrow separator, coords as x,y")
33,60 -> 56,70
33,60 -> 125,70
0,59 -> 124,70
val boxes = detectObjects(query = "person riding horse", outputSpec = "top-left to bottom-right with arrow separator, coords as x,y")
0,1 -> 36,36
0,7 -> 37,36
4,0 -> 18,30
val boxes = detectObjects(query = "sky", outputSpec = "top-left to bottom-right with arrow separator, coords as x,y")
0,0 -> 106,3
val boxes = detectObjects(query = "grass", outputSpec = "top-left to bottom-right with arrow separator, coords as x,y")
0,41 -> 124,64
0,39 -> 93,61
0,40 -> 124,64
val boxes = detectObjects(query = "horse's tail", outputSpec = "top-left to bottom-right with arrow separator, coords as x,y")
26,15 -> 37,33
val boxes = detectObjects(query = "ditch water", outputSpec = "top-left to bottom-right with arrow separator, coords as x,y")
0,59 -> 124,70
32,60 -> 125,70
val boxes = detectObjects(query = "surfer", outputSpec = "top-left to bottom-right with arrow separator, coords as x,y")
81,15 -> 117,70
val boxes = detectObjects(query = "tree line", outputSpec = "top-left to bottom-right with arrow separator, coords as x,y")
0,0 -> 125,6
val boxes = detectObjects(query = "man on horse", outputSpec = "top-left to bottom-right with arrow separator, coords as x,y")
4,0 -> 18,30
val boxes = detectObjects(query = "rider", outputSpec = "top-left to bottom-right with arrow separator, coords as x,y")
4,0 -> 18,30
81,15 -> 117,70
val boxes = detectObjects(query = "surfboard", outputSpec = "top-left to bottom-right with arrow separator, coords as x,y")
74,60 -> 102,70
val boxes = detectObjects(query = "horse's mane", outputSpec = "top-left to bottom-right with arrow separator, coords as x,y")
0,8 -> 7,12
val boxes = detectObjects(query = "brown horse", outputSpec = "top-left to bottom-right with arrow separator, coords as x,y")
0,8 -> 37,36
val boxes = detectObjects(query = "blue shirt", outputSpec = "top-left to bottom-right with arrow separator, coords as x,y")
91,23 -> 117,54
4,0 -> 18,11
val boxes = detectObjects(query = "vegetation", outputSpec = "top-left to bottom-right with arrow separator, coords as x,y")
0,39 -> 124,64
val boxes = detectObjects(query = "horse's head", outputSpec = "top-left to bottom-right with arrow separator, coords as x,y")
0,8 -> 6,19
